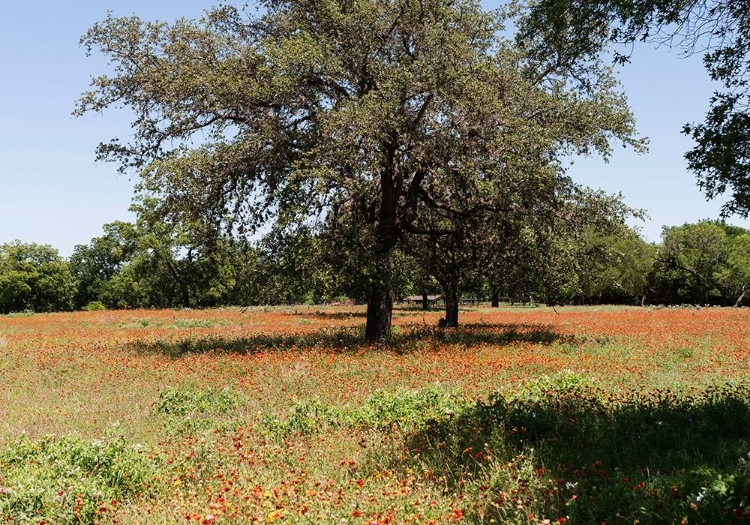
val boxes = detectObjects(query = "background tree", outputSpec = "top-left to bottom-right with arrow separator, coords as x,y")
408,168 -> 563,326
77,0 -> 644,340
252,227 -> 345,305
649,220 -> 731,304
576,224 -> 655,305
126,197 -> 246,308
69,221 -> 139,309
520,0 -> 750,217
716,228 -> 750,306
406,178 -> 642,326
0,242 -> 76,314
71,198 -> 250,309
520,186 -> 645,306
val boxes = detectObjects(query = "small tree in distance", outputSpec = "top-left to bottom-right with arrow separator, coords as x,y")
0,242 -> 76,314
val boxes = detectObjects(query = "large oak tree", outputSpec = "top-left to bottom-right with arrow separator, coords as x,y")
77,0 -> 643,340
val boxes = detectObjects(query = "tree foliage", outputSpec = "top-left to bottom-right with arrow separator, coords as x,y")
650,220 -> 750,305
576,224 -> 656,304
521,0 -> 750,217
69,221 -> 139,309
0,242 -> 76,314
71,201 -> 255,310
410,180 -> 643,324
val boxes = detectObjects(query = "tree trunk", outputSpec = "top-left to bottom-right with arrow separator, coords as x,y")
364,161 -> 399,341
365,285 -> 394,340
444,285 -> 459,328
491,290 -> 499,308
735,284 -> 746,307
180,284 -> 191,308
164,258 -> 191,308
422,290 -> 429,310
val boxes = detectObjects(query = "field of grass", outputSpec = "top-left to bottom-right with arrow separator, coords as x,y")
0,305 -> 748,524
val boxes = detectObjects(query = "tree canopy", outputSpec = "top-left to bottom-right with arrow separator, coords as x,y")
520,0 -> 750,217
0,242 -> 76,314
650,220 -> 750,305
77,0 -> 644,339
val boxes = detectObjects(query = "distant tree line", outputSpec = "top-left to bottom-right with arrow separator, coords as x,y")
3,213 -> 750,315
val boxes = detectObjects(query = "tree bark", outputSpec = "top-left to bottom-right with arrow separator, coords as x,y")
180,284 -> 191,308
444,285 -> 459,328
491,290 -> 499,308
364,161 -> 398,341
735,284 -> 746,307
365,285 -> 394,340
164,258 -> 191,308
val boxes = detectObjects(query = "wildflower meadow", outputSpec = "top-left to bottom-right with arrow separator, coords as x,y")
0,305 -> 748,524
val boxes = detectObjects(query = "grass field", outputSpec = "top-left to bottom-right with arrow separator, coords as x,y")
0,305 -> 748,524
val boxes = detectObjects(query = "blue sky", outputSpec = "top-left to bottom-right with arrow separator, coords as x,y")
1,0 -> 747,257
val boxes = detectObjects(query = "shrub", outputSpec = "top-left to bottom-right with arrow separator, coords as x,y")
0,434 -> 160,524
353,386 -> 461,431
264,399 -> 343,437
82,301 -> 106,311
155,386 -> 242,435
171,318 -> 214,328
